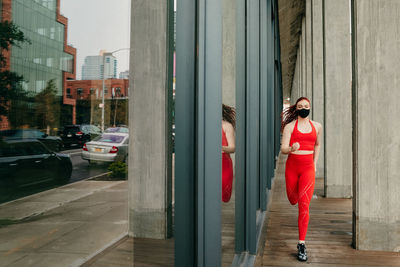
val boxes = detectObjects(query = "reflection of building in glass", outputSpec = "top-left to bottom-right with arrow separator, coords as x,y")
82,53 -> 117,80
0,0 -> 77,129
66,79 -> 129,100
119,70 -> 129,80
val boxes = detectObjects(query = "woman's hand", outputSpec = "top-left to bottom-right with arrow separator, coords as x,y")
291,142 -> 300,152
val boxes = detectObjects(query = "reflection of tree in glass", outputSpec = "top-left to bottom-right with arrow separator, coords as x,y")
0,21 -> 31,124
35,79 -> 60,134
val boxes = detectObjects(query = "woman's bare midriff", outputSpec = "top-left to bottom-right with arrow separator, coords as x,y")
291,150 -> 314,155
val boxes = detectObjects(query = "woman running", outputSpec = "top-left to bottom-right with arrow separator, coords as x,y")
222,104 -> 235,202
280,97 -> 322,261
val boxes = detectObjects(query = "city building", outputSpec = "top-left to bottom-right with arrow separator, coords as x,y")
119,70 -> 129,79
82,53 -> 117,80
65,79 -> 129,100
0,0 -> 77,129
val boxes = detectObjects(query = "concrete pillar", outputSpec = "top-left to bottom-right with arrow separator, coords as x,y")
352,0 -> 400,252
222,0 -> 236,108
301,17 -> 306,97
305,0 -> 313,100
311,0 -> 324,178
291,47 -> 301,103
129,0 -> 172,239
324,0 -> 352,198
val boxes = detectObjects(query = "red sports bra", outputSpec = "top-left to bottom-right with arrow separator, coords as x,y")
289,120 -> 317,151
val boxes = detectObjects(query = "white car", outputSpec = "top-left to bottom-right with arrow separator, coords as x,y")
82,133 -> 128,163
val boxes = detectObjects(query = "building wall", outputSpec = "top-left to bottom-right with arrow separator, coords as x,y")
82,55 -> 117,80
66,79 -> 129,100
10,0 -> 74,95
0,0 -> 76,128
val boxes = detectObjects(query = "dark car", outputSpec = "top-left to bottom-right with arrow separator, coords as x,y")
0,139 -> 72,202
0,129 -> 64,152
60,124 -> 102,148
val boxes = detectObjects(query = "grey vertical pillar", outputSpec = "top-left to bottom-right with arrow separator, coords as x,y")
312,0 -> 325,178
324,0 -> 352,198
246,0 -> 260,254
305,0 -> 313,100
175,0 -> 223,264
223,0 -> 236,172
129,0 -> 172,239
301,17 -> 306,97
223,0 -> 236,107
352,0 -> 400,252
291,48 -> 301,103
235,0 -> 246,254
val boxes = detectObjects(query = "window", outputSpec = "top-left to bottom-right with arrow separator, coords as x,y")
77,88 -> 83,95
25,141 -> 49,155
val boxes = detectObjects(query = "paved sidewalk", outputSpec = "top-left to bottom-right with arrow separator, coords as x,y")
0,180 -> 128,267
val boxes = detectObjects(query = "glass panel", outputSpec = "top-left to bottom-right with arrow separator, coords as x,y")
0,0 -> 131,265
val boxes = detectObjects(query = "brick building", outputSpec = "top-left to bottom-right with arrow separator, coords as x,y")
65,79 -> 129,100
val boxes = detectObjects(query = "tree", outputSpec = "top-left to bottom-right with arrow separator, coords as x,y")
0,21 -> 30,122
35,79 -> 60,133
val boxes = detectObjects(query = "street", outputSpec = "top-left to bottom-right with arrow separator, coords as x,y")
64,148 -> 110,183
1,148 -> 110,205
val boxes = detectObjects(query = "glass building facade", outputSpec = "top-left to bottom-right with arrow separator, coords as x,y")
10,0 -> 73,95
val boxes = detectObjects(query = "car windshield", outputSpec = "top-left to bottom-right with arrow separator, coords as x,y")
105,127 -> 129,133
93,134 -> 125,143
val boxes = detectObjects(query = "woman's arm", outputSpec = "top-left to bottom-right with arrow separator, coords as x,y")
222,123 -> 236,154
313,122 -> 322,167
281,124 -> 298,154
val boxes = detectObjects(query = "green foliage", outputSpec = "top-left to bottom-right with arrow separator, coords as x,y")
0,21 -> 31,67
0,21 -> 31,121
35,79 -> 60,130
107,161 -> 127,179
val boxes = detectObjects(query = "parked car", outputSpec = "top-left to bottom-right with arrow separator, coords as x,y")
60,124 -> 102,148
104,127 -> 129,133
0,129 -> 63,152
82,133 -> 128,164
0,139 -> 72,202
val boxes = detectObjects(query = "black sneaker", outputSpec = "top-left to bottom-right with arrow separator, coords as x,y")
297,243 -> 307,261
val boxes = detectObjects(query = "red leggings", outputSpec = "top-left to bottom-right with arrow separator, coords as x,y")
285,154 -> 315,241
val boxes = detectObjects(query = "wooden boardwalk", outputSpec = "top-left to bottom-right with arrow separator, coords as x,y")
261,155 -> 400,266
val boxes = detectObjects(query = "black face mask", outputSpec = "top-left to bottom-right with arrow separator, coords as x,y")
297,108 -> 310,118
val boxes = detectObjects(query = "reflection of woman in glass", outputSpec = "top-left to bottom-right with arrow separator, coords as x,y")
280,97 -> 322,262
222,104 -> 236,202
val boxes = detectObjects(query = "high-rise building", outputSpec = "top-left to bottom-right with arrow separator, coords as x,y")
119,70 -> 129,79
82,53 -> 117,80
0,0 -> 77,128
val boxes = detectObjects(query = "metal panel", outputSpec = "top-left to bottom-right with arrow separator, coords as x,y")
235,0 -> 247,255
267,0 -> 275,190
246,0 -> 260,255
175,0 -> 196,265
259,0 -> 268,211
196,0 -> 223,265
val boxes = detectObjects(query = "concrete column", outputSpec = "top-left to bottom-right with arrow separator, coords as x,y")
301,17 -> 306,97
352,0 -> 400,251
222,0 -> 236,108
305,0 -> 313,100
311,0 -> 324,178
290,47 -> 301,103
129,0 -> 172,239
324,0 -> 352,198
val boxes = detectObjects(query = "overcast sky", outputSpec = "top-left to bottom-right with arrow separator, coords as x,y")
60,0 -> 131,80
